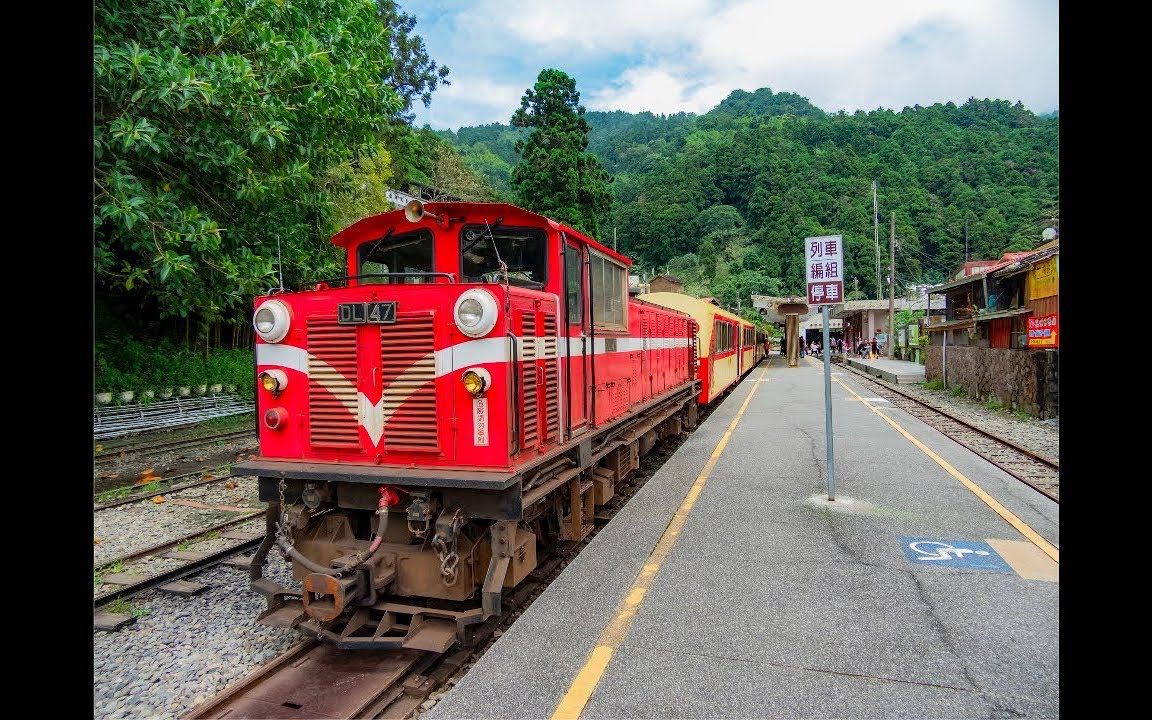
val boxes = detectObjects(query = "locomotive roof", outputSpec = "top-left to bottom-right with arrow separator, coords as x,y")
330,202 -> 631,267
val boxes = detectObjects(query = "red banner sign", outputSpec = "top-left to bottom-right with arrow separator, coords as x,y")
807,281 -> 844,305
1027,313 -> 1058,348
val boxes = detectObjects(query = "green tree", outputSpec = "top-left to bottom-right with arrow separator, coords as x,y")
510,69 -> 613,237
380,1 -> 450,122
95,0 -> 404,330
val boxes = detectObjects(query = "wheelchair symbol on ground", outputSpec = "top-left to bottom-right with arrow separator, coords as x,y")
898,536 -> 1013,573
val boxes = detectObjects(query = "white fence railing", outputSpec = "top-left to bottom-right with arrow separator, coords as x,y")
93,394 -> 254,440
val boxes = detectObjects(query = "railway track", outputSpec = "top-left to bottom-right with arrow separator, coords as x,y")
94,468 -> 240,511
95,512 -> 265,608
95,428 -> 256,464
182,390 -> 723,720
836,361 -> 1059,501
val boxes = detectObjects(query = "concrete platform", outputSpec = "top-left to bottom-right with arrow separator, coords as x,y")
429,356 -> 1058,720
845,355 -> 926,383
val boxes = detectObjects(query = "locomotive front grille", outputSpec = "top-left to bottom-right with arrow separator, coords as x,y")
380,312 -> 438,451
308,319 -> 359,447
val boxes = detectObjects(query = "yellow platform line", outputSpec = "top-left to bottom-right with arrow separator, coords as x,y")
550,368 -> 767,720
832,374 -> 1058,564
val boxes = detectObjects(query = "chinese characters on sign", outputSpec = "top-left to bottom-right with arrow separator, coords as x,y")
806,235 -> 844,306
1027,313 -> 1058,348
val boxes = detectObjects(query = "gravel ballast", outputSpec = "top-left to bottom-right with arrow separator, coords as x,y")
94,557 -> 298,720
94,477 -> 261,567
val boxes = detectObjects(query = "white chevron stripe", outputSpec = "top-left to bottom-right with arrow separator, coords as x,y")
256,336 -> 692,378
435,337 -> 509,376
306,355 -> 358,414
256,344 -> 308,374
359,352 -> 435,446
584,337 -> 692,354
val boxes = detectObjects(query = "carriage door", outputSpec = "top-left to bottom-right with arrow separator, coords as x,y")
737,323 -> 743,376
563,240 -> 589,436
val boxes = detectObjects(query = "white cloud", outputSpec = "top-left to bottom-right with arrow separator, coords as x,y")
403,0 -> 1058,128
482,0 -> 712,51
587,68 -> 728,115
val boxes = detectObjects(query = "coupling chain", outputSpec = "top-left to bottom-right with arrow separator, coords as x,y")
431,509 -> 464,587
278,477 -> 291,542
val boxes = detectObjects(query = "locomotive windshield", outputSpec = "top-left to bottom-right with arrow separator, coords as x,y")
357,229 -> 434,283
460,225 -> 547,287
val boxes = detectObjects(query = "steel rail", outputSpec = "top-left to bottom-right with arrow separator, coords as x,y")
94,469 -> 239,511
94,536 -> 263,608
96,510 -> 265,571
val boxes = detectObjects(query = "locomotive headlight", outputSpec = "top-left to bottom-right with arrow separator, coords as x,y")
458,298 -> 483,326
453,289 -> 498,338
461,367 -> 491,396
259,369 -> 288,394
253,300 -> 291,343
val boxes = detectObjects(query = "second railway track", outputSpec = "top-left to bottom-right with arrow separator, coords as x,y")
835,359 -> 1058,502
95,428 -> 256,464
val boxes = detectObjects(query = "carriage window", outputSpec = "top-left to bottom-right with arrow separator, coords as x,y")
460,225 -> 547,288
565,244 -> 583,324
715,320 -> 732,353
590,251 -> 627,329
357,229 -> 434,284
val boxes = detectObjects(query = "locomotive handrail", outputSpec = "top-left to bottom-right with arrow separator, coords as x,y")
313,272 -> 458,287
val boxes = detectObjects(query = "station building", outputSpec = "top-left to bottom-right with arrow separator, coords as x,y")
923,238 -> 1059,418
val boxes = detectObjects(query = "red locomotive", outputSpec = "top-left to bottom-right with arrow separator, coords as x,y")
237,200 -> 762,651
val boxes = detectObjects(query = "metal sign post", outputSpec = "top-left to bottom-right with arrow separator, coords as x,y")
821,304 -> 834,500
806,235 -> 844,501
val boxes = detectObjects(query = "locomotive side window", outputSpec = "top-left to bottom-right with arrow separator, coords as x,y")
357,229 -> 434,283
590,250 -> 627,329
460,225 -> 547,288
565,244 -> 583,324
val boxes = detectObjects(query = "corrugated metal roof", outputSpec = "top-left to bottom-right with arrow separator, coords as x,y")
929,246 -> 1058,294
991,246 -> 1059,279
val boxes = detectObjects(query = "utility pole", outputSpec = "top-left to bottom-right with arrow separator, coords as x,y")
872,180 -> 881,299
888,213 -> 896,359
964,218 -> 969,263
613,227 -> 617,251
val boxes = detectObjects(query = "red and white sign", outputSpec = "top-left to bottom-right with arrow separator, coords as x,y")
806,235 -> 844,306
1027,313 -> 1058,349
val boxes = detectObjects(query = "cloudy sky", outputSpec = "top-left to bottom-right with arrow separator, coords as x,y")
401,0 -> 1058,131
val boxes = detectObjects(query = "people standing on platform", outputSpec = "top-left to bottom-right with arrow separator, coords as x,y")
871,336 -> 879,359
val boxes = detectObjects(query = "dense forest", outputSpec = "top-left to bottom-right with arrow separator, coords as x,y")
443,88 -> 1059,306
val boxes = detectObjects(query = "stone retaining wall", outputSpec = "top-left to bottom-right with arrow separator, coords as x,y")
925,346 -> 1058,419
